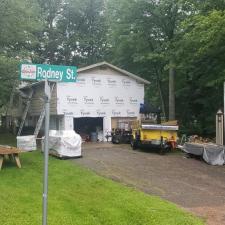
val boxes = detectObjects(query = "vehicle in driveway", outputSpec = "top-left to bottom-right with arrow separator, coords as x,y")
111,128 -> 132,144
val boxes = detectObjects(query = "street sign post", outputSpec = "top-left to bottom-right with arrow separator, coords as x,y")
42,79 -> 51,225
19,63 -> 77,225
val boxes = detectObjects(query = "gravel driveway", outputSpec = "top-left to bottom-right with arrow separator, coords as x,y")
73,143 -> 225,225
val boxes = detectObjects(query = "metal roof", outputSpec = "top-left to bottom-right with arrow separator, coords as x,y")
78,61 -> 150,84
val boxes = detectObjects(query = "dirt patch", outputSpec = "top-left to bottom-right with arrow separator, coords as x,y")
73,143 -> 225,225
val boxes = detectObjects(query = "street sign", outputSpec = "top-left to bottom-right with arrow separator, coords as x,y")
20,63 -> 77,82
19,62 -> 77,225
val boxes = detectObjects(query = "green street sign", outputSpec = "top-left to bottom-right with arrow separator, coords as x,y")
19,63 -> 77,82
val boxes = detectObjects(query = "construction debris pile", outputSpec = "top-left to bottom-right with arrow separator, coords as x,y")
188,135 -> 213,144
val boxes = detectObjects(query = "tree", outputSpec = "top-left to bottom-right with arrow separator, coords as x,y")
35,0 -> 109,66
107,0 -> 195,119
175,10 -> 225,135
57,0 -> 109,66
0,0 -> 42,111
35,0 -> 64,64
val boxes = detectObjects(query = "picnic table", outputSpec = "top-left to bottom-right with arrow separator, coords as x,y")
0,145 -> 22,170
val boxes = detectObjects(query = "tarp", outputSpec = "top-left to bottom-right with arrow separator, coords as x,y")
139,103 -> 161,114
183,143 -> 204,156
183,142 -> 225,165
203,144 -> 224,166
48,130 -> 82,157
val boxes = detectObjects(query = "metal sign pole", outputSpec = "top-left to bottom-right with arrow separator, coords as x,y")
224,82 -> 225,144
19,63 -> 77,225
42,79 -> 51,225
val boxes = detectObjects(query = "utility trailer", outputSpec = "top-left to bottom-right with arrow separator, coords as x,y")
131,120 -> 178,154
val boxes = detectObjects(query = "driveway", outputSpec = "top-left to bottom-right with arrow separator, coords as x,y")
73,143 -> 225,225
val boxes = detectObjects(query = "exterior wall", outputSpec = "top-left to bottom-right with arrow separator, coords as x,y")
29,83 -> 57,116
57,72 -> 144,118
103,116 -> 111,141
58,116 -> 75,130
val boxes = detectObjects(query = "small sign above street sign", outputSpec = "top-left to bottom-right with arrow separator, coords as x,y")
20,63 -> 77,82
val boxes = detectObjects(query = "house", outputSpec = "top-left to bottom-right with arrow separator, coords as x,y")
12,62 -> 150,141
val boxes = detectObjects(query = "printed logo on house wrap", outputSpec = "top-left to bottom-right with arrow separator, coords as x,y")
62,109 -> 73,115
97,110 -> 106,116
100,96 -> 110,105
112,110 -> 121,116
83,96 -> 94,105
66,96 -> 78,105
107,78 -> 117,87
122,79 -> 131,87
115,96 -> 124,105
76,77 -> 86,86
126,110 -> 136,116
64,112 -> 74,116
129,97 -> 138,105
92,77 -> 102,87
80,110 -> 91,116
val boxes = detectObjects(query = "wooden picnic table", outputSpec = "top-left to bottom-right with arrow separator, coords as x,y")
0,145 -> 22,170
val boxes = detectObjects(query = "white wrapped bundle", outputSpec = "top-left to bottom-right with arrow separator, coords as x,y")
16,135 -> 37,151
48,130 -> 82,157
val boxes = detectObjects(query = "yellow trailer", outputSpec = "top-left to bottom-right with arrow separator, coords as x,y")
131,121 -> 178,154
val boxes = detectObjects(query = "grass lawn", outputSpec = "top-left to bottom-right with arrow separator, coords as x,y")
0,133 -> 204,225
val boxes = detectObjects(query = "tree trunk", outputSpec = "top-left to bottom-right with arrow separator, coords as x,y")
158,79 -> 166,120
169,60 -> 175,120
154,67 -> 166,120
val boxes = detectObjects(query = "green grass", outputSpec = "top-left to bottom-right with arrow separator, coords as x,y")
0,133 -> 204,225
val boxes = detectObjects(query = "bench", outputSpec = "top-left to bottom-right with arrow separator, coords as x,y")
0,145 -> 22,170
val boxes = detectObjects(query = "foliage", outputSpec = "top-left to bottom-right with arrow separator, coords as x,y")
106,0 -> 195,118
0,0 -> 42,57
58,0 -> 108,66
0,0 -> 42,113
1,0 -> 225,135
0,133 -> 204,225
0,56 -> 18,108
36,0 -> 108,66
0,0 -> 108,113
175,10 -> 225,135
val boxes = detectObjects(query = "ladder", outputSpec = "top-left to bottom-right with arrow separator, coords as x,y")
34,83 -> 55,137
17,89 -> 34,136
